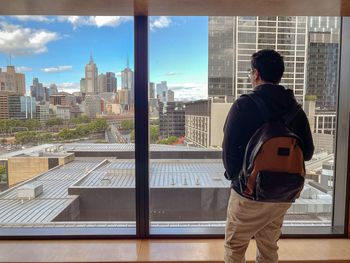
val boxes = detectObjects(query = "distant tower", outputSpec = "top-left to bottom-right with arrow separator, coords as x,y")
85,55 -> 98,94
121,57 -> 134,108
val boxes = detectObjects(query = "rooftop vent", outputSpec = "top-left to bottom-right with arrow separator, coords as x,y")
16,184 -> 43,200
107,168 -> 135,177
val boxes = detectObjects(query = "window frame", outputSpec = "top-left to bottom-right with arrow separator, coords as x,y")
0,15 -> 349,239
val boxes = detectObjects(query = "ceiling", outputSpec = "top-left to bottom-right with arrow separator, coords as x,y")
0,0 -> 349,16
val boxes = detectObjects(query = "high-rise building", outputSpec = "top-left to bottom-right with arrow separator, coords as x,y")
167,90 -> 175,102
80,78 -> 87,94
159,101 -> 185,138
0,66 -> 25,96
49,92 -> 75,106
35,102 -> 50,124
118,89 -> 129,111
85,56 -> 98,94
149,82 -> 155,99
307,17 -> 340,110
48,84 -> 58,96
156,81 -> 168,102
185,99 -> 232,148
121,59 -> 134,107
208,16 -> 308,104
106,72 -> 117,93
98,73 -> 107,93
30,78 -> 47,102
84,95 -> 101,119
0,93 -> 10,119
0,93 -> 36,120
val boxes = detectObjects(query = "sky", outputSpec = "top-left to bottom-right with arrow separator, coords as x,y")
0,16 -> 208,101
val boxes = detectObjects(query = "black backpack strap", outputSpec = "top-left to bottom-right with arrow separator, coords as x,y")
282,102 -> 302,126
244,94 -> 269,122
244,94 -> 302,125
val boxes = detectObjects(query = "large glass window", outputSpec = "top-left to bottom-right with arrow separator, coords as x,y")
0,14 -> 348,237
149,16 -> 345,235
0,16 -> 135,235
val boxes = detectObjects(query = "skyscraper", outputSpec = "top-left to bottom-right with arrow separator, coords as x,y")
208,16 -> 308,104
30,78 -> 47,102
85,56 -> 98,94
106,72 -> 117,93
80,78 -> 87,94
0,66 -> 25,95
149,82 -> 155,99
49,84 -> 58,96
121,58 -> 134,108
98,73 -> 107,93
307,17 -> 340,110
156,81 -> 168,102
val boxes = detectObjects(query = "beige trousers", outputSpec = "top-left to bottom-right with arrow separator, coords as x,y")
224,189 -> 291,263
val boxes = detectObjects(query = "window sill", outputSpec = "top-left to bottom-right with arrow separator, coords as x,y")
0,238 -> 349,262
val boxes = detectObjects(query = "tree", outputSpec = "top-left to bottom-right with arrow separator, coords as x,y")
90,118 -> 108,132
58,128 -> 74,140
130,130 -> 135,142
157,136 -> 178,145
121,120 -> 134,130
70,115 -> 91,125
24,119 -> 41,131
150,125 -> 159,143
15,131 -> 38,144
46,117 -> 64,127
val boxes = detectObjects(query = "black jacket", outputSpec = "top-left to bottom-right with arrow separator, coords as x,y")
222,84 -> 314,193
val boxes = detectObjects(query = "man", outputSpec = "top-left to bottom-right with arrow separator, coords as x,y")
222,49 -> 314,263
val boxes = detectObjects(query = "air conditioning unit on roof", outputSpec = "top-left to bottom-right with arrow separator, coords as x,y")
16,184 -> 43,199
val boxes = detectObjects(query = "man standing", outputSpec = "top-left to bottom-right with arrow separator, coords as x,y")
222,49 -> 314,263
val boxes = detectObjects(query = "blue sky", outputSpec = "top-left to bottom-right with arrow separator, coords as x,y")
0,16 -> 208,100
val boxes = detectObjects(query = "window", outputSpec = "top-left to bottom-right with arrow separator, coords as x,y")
0,14 -> 348,237
0,15 -> 136,236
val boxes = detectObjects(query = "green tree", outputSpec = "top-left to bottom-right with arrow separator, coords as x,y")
130,130 -> 135,142
90,118 -> 108,132
121,120 -> 134,130
150,125 -> 159,143
58,128 -> 73,140
15,131 -> 38,144
157,136 -> 178,145
69,115 -> 91,125
46,117 -> 64,127
24,119 -> 41,131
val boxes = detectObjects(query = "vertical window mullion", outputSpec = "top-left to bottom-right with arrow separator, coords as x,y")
134,16 -> 150,238
333,17 -> 350,234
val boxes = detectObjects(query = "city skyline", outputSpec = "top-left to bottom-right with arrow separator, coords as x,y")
0,16 -> 208,100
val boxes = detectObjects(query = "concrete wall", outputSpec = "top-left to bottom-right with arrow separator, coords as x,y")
8,154 -> 75,186
312,133 -> 335,154
8,157 -> 49,186
210,102 -> 232,148
59,154 -> 75,165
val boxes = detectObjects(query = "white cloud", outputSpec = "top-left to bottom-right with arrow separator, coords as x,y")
0,22 -> 59,55
11,16 -> 53,23
15,66 -> 32,72
150,16 -> 171,31
57,16 -> 132,29
41,65 -> 72,73
56,82 -> 80,92
168,82 -> 208,101
165,71 -> 183,76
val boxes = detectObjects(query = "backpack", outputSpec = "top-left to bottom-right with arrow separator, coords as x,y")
239,94 -> 305,202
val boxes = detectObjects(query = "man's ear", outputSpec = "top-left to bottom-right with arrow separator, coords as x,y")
254,69 -> 260,81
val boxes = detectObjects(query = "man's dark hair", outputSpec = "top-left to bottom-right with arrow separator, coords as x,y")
251,49 -> 284,84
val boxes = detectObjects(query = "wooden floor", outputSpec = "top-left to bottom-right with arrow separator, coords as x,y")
0,239 -> 350,262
